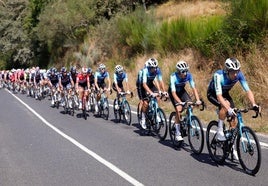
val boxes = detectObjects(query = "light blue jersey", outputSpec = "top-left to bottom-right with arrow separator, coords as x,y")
169,72 -> 195,92
208,69 -> 250,95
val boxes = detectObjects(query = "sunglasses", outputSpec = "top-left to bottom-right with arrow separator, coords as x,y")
100,68 -> 105,71
179,69 -> 188,74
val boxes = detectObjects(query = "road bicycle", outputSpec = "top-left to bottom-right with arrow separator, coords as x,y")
81,88 -> 90,120
141,92 -> 168,141
88,87 -> 97,113
206,107 -> 262,175
169,100 -> 205,154
61,87 -> 77,116
95,89 -> 112,120
113,91 -> 133,125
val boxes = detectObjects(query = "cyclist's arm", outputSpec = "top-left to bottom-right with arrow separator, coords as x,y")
106,72 -> 111,90
87,75 -> 90,90
94,72 -> 100,90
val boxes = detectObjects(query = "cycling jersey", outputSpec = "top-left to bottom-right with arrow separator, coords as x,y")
48,73 -> 59,87
208,69 -> 250,95
142,67 -> 163,88
169,71 -> 195,92
70,72 -> 77,84
77,73 -> 89,88
59,72 -> 73,87
114,72 -> 127,88
94,71 -> 109,87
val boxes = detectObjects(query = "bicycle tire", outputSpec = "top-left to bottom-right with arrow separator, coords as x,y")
137,102 -> 142,124
103,98 -> 109,120
206,120 -> 226,164
188,115 -> 204,154
154,108 -> 167,141
113,99 -> 121,122
122,100 -> 132,125
237,126 -> 261,175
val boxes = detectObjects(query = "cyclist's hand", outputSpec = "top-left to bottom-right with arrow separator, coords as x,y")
196,100 -> 202,105
150,92 -> 158,98
253,104 -> 261,113
228,108 -> 236,116
163,91 -> 169,98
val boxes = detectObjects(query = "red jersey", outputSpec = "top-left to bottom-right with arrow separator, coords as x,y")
76,73 -> 89,84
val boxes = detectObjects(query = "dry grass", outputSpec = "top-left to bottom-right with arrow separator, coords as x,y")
122,1 -> 268,133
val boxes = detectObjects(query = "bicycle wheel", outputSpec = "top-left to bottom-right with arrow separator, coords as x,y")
169,112 -> 183,147
113,99 -> 121,122
188,115 -> 204,154
69,98 -> 75,116
237,126 -> 261,175
206,120 -> 226,164
103,98 -> 109,120
154,108 -> 167,141
122,100 -> 132,125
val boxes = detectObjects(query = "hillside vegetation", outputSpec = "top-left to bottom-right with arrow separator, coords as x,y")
0,0 -> 267,132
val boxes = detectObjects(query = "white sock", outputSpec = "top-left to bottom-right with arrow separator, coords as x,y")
175,123 -> 180,134
218,120 -> 224,131
141,112 -> 145,119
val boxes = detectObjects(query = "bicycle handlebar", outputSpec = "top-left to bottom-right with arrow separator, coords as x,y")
234,106 -> 261,118
178,99 -> 205,111
119,91 -> 133,98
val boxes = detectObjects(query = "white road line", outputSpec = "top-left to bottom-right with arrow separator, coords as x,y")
8,90 -> 144,186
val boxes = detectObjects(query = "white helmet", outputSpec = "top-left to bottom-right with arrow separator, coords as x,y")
225,58 -> 241,71
82,67 -> 87,73
98,63 -> 106,70
176,60 -> 189,71
146,58 -> 158,68
115,65 -> 123,73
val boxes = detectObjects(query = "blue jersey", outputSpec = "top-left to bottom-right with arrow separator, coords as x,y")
94,71 -> 109,85
208,69 -> 250,95
114,72 -> 127,84
169,72 -> 195,92
142,67 -> 163,86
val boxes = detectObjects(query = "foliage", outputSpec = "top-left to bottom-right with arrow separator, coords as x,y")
116,7 -> 157,56
0,0 -> 35,69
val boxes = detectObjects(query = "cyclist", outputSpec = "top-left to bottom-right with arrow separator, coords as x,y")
113,65 -> 130,109
59,67 -> 74,106
70,66 -> 77,85
136,61 -> 149,116
168,60 -> 202,141
76,67 -> 90,110
207,57 -> 260,141
139,58 -> 168,129
94,63 -> 111,112
87,67 -> 95,89
47,67 -> 60,106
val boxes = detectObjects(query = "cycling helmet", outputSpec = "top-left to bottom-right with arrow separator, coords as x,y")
115,65 -> 123,73
87,67 -> 92,74
98,63 -> 106,70
225,58 -> 241,71
51,68 -> 57,74
146,58 -> 158,68
70,66 -> 76,73
176,60 -> 189,72
82,67 -> 87,73
61,67 -> 67,73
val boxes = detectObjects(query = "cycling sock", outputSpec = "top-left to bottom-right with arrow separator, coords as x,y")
175,124 -> 180,134
218,119 -> 224,130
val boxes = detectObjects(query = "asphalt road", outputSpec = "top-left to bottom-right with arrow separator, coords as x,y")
0,89 -> 268,186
